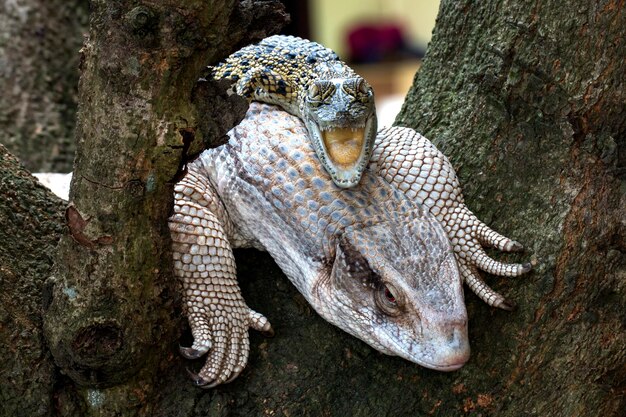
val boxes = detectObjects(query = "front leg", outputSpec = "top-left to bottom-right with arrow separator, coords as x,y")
169,170 -> 272,387
374,127 -> 533,309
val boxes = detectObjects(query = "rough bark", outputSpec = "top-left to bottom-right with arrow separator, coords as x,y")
0,0 -> 88,172
394,1 -> 625,416
0,146 -> 65,417
40,1 -> 287,416
3,0 -> 624,416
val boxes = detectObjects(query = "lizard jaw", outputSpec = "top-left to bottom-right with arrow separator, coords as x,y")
429,362 -> 466,371
374,324 -> 470,372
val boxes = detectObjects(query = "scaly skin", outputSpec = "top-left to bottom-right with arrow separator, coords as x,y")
35,104 -> 531,387
170,103 -> 470,387
211,35 -> 377,188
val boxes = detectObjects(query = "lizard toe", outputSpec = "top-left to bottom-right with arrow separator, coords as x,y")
219,329 -> 246,383
229,333 -> 250,383
496,298 -> 518,311
182,312 -> 212,358
474,217 -> 525,253
194,312 -> 253,388
507,240 -> 524,252
248,309 -> 274,336
459,260 -> 515,310
224,364 -> 246,384
186,368 -> 211,387
460,240 -> 531,277
179,344 -> 210,359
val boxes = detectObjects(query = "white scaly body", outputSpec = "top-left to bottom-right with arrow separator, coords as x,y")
168,103 -> 531,387
35,104 -> 530,387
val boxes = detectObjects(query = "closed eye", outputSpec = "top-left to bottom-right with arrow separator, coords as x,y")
307,81 -> 336,105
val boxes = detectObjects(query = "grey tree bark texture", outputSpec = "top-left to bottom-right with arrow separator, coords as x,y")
0,1 -> 624,417
0,0 -> 87,172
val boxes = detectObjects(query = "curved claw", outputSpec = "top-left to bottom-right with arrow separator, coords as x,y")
508,241 -> 524,252
187,368 -> 230,389
521,262 -> 533,274
224,365 -> 246,384
179,344 -> 209,359
203,378 -> 228,389
261,326 -> 275,337
186,368 -> 211,386
497,298 -> 517,311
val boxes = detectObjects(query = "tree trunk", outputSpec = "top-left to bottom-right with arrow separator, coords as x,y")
1,1 -> 624,416
39,1 -> 287,416
394,1 -> 625,416
0,0 -> 87,172
0,146 -> 65,417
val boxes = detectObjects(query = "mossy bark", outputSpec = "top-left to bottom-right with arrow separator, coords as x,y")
0,146 -> 65,417
393,0 -> 625,415
0,0 -> 87,172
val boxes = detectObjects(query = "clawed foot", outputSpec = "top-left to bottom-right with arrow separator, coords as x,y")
180,309 -> 273,388
446,206 -> 535,309
373,127 -> 534,310
169,168 -> 276,388
180,343 -> 210,360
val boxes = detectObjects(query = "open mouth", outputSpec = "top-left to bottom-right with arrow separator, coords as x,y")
321,127 -> 365,168
306,114 -> 376,188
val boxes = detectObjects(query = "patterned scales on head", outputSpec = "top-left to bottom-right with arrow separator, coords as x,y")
211,35 -> 377,188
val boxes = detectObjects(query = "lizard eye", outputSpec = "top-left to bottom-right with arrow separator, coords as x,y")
384,286 -> 396,304
342,78 -> 372,103
357,78 -> 370,95
375,283 -> 402,316
307,81 -> 335,106
307,83 -> 320,100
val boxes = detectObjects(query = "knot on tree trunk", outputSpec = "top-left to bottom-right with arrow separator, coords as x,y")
44,291 -> 147,388
71,322 -> 124,364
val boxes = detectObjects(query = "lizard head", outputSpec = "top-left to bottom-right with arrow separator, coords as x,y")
313,202 -> 469,371
303,75 -> 377,188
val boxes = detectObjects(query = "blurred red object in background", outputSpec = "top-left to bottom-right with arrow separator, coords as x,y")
347,23 -> 425,63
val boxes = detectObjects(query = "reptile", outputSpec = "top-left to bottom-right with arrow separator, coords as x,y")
169,102 -> 532,388
210,35 -> 377,188
35,103 -> 531,386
